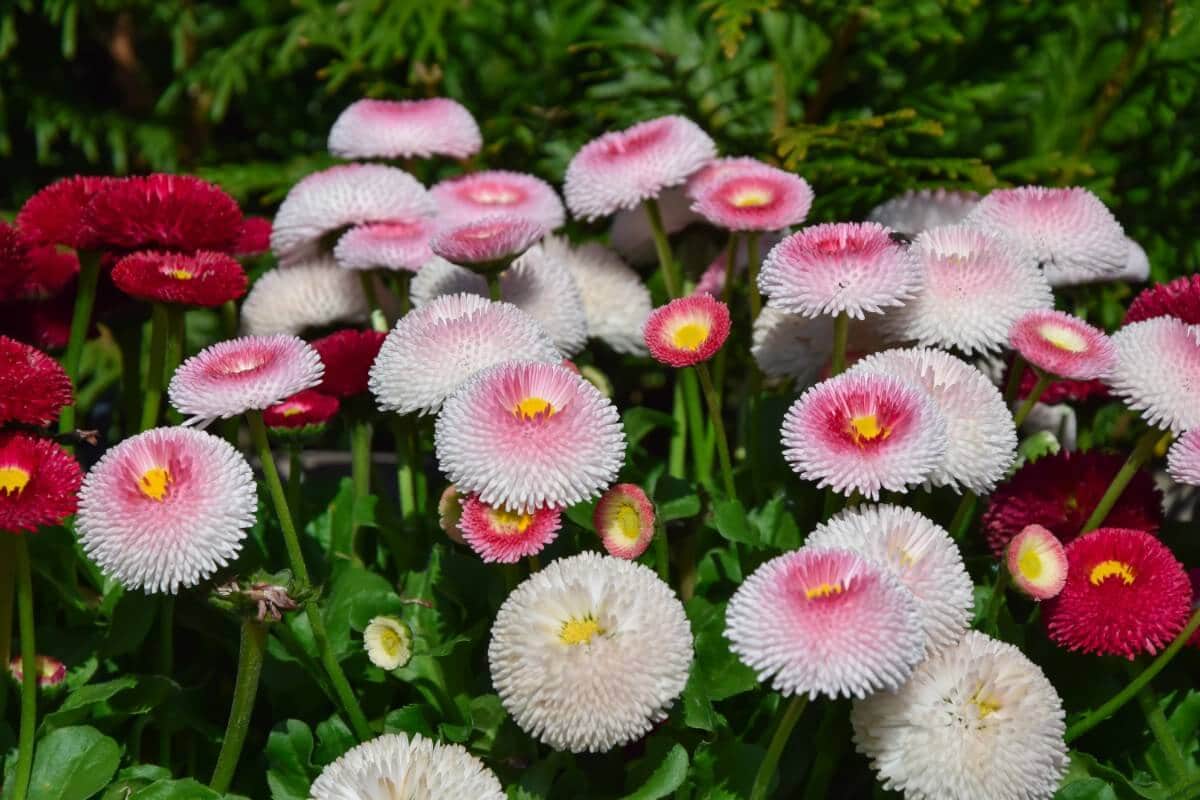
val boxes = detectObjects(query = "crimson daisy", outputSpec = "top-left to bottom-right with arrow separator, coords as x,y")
83,174 -> 244,253
111,251 -> 248,307
0,432 -> 82,533
311,329 -> 386,398
0,337 -> 73,426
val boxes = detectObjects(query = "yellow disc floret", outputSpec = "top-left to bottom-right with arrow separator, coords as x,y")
138,467 -> 172,502
1089,559 -> 1135,586
559,615 -> 605,646
0,466 -> 31,495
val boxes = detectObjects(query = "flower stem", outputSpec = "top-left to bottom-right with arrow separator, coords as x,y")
1080,427 -> 1166,534
245,410 -> 373,741
12,538 -> 37,800
830,311 -> 849,376
486,272 -> 503,302
1012,371 -> 1052,428
750,694 -> 809,800
1003,354 -> 1026,405
653,519 -> 670,583
287,445 -> 303,533
669,379 -> 686,479
140,303 -> 170,431
391,419 -> 417,525
209,620 -> 267,793
696,363 -> 735,498
166,306 -> 186,379
746,232 -> 762,320
983,567 -> 1009,634
644,197 -> 682,299
802,702 -> 848,799
158,594 -> 175,766
360,272 -> 389,332
1066,607 -> 1200,742
220,300 -> 239,339
949,491 -> 979,540
58,251 -> 101,436
0,536 -> 14,720
720,234 -> 739,309
346,419 -> 373,560
392,272 -> 411,316
681,369 -> 709,485
1129,661 -> 1189,784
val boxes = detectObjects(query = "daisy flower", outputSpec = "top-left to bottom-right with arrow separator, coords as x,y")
369,294 -> 560,416
0,336 -> 73,426
333,220 -> 436,273
643,295 -> 731,368
111,251 -> 248,308
610,186 -> 700,266
312,329 -> 386,398
262,389 -> 340,436
489,552 -> 692,752
77,427 -> 257,593
432,171 -> 565,230
234,216 -> 272,257
1108,317 -> 1200,433
889,224 -> 1052,355
10,241 -> 79,301
363,615 -> 413,671
458,493 -> 563,563
851,631 -> 1068,800
1125,274 -> 1200,325
564,115 -> 716,221
594,483 -> 656,560
83,174 -> 244,253
15,175 -> 111,249
327,98 -> 483,160
1007,524 -> 1068,601
428,214 -> 546,267
0,224 -> 32,297
0,432 -> 82,533
847,348 -> 1017,494
168,334 -> 323,424
1119,237 -> 1151,283
966,186 -> 1127,286
240,259 -> 368,336
758,222 -> 920,319
437,484 -> 467,545
867,188 -> 980,234
807,505 -> 973,653
726,547 -> 925,698
8,654 -> 67,690
690,164 -> 813,231
1044,528 -> 1192,659
1167,429 -> 1200,486
435,361 -> 625,512
1009,309 -> 1116,380
555,238 -> 651,355
309,733 -> 504,800
781,372 -> 948,499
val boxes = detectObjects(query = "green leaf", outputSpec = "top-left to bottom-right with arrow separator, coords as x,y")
323,563 -> 404,656
712,499 -> 757,546
26,725 -> 120,800
655,475 -> 701,522
128,780 -> 224,800
619,744 -> 689,800
383,705 -> 435,738
42,675 -> 175,733
623,406 -> 677,450
266,720 -> 318,800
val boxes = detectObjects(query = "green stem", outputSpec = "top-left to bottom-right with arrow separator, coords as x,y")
158,595 -> 175,766
644,197 -> 682,299
166,306 -> 186,377
830,312 -> 849,376
821,488 -> 843,521
393,419 -> 417,523
1080,427 -> 1165,534
1003,354 -> 1026,405
949,491 -> 978,540
209,620 -> 267,793
696,363 -> 735,498
486,272 -> 503,302
746,232 -> 762,320
653,519 -> 670,583
802,703 -> 848,800
244,411 -> 373,741
1066,607 -> 1200,743
0,536 -> 14,720
983,567 -> 1009,634
346,419 -> 373,560
750,695 -> 809,800
392,273 -> 411,317
58,251 -> 101,436
720,234 -> 739,309
140,303 -> 170,431
669,379 -> 686,479
681,369 -> 709,485
360,272 -> 388,332
1130,662 -> 1189,784
114,321 -> 144,433
287,445 -> 303,534
1012,371 -> 1052,428
220,300 -> 239,340
12,538 -> 36,800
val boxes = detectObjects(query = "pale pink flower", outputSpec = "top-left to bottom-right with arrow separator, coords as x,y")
1007,524 -> 1068,601
429,214 -> 546,266
1109,317 -> 1200,433
690,164 -> 813,232
593,483 -> 655,559
867,188 -> 979,234
1009,309 -> 1115,381
327,98 -> 482,160
432,171 -> 565,231
334,220 -> 436,273
1168,430 -> 1200,487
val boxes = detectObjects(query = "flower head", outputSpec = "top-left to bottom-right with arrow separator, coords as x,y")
234,216 -> 272,257
851,631 -> 1068,800
312,329 -> 386,398
1167,429 -> 1200,487
759,222 -> 919,319
435,361 -> 625,512
458,493 -> 563,563
77,427 -> 257,593
432,171 -> 565,230
111,251 -> 247,307
83,174 -> 244,253
240,259 -> 368,336
781,372 -> 948,499
333,220 -> 435,273
489,552 -> 692,752
690,164 -> 813,231
565,116 -> 716,221
643,295 -> 731,368
262,389 -> 340,435
749,308 -> 890,388
0,432 -> 82,533
1009,309 -> 1115,381
594,483 -> 656,560
10,241 -> 79,301
555,238 -> 651,355
726,547 -> 925,698
0,337 -> 72,426
1007,525 -> 1068,601
169,334 -> 324,424
1109,317 -> 1200,433
15,175 -> 110,249
370,294 -> 560,416
8,655 -> 67,690
363,616 -> 413,671
1044,528 -> 1192,659
610,186 -> 699,265
428,214 -> 546,266
867,188 -> 980,234
0,224 -> 33,297
437,484 -> 467,544
327,98 -> 483,160
309,733 -> 504,800
1126,274 -> 1200,325
1011,365 -> 1109,405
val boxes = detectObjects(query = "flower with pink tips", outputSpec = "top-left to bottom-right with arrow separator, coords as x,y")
758,222 -> 919,319
1009,309 -> 1115,381
593,483 -> 655,560
1108,317 -> 1200,433
168,334 -> 324,424
432,171 -> 565,231
458,493 -> 563,563
1167,430 -> 1200,487
643,295 -> 731,368
690,165 -> 813,232
328,98 -> 482,160
725,547 -> 925,699
1007,524 -> 1068,601
429,214 -> 546,267
564,115 -> 716,221
8,654 -> 67,690
867,188 -> 980,234
334,220 -> 436,273
781,372 -> 948,499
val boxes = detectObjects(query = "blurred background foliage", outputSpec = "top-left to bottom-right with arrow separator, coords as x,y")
1,0 -> 1198,293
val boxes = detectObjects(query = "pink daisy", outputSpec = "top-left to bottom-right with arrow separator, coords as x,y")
458,493 -> 562,563
643,295 -> 731,368
690,165 -> 813,232
262,389 -> 340,434
781,372 -> 948,499
1007,524 -> 1068,601
758,222 -> 919,319
867,188 -> 980,234
168,334 -> 324,424
432,171 -> 565,231
334,220 -> 436,273
686,157 -> 776,199
593,483 -> 656,560
725,547 -> 925,699
1167,430 -> 1200,487
428,215 -> 546,266
434,361 -> 625,512
564,116 -> 716,221
1109,317 -> 1200,433
1009,309 -> 1115,380
327,98 -> 482,160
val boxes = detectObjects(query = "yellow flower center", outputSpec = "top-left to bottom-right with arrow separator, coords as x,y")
559,616 -> 604,646
138,467 -> 171,502
670,321 -> 710,351
469,187 -> 519,205
613,503 -> 642,544
847,414 -> 889,446
487,507 -> 534,536
0,467 -> 31,496
281,405 -> 305,417
513,396 -> 555,420
730,188 -> 773,208
1018,545 -> 1044,580
1039,323 -> 1087,353
969,687 -> 1002,718
377,626 -> 403,656
1089,559 -> 1136,586
170,269 -> 194,280
805,582 -> 844,601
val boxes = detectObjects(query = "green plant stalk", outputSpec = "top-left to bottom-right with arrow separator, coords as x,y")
750,694 -> 809,800
1080,427 -> 1165,534
158,594 -> 176,766
1003,354 -> 1026,405
652,519 -> 670,583
360,272 -> 389,332
983,567 -> 1009,634
1012,372 -> 1052,428
392,272 -> 412,316
1066,607 -> 1200,742
12,538 -> 37,800
346,419 -> 373,560
114,320 -> 144,433
391,419 -> 417,525
949,491 -> 978,540
140,303 -> 171,431
830,311 -> 849,376
486,272 -> 503,302
58,251 -> 101,436
681,369 -> 710,485
209,620 -> 267,793
669,379 -> 686,479
1129,662 -> 1189,784
696,363 -> 735,498
0,537 -> 13,720
166,306 -> 186,377
745,232 -> 762,320
220,300 -> 239,340
802,703 -> 848,800
712,233 -> 739,402
287,445 -> 303,533
643,197 -> 682,299
245,411 -> 373,741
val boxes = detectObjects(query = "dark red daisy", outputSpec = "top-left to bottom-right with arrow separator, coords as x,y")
0,337 -> 72,426
1044,528 -> 1192,659
311,329 -> 386,398
111,251 -> 248,307
16,244 -> 79,300
0,432 -> 82,533
982,450 -> 1161,556
1125,274 -> 1200,326
15,176 -> 111,250
234,216 -> 272,257
1188,568 -> 1200,649
0,295 -> 74,352
1011,364 -> 1109,405
263,389 -> 340,432
82,174 -> 244,253
0,223 -> 32,300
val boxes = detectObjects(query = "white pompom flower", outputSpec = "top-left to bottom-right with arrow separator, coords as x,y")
363,616 -> 413,671
553,237 -> 652,355
309,733 -> 504,800
1108,317 -> 1200,434
240,258 -> 368,336
867,188 -> 980,234
327,98 -> 482,161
